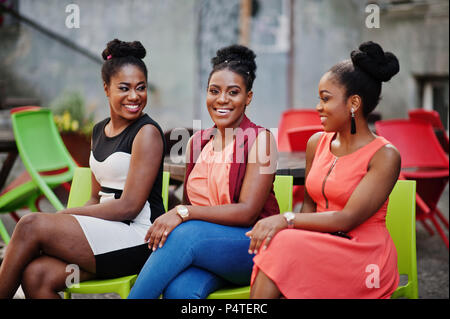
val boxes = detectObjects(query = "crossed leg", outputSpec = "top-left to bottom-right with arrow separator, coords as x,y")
0,213 -> 96,299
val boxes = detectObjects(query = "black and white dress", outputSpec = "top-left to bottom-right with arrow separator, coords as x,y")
72,114 -> 166,278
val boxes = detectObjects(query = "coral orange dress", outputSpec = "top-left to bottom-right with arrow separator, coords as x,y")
251,132 -> 399,299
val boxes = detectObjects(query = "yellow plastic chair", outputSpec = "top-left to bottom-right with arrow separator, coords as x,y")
63,168 -> 170,299
207,179 -> 418,299
207,175 -> 293,299
386,180 -> 418,299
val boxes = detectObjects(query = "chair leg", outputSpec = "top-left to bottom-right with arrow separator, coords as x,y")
429,214 -> 449,249
9,211 -> 21,223
435,208 -> 449,229
0,219 -> 11,244
419,219 -> 435,236
62,182 -> 71,192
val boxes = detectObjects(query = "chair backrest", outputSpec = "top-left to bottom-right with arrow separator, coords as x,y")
11,108 -> 77,210
67,167 -> 92,209
386,180 -> 418,299
375,119 -> 449,169
287,125 -> 323,151
161,171 -> 170,212
408,109 -> 444,130
408,109 -> 449,153
11,108 -> 76,174
273,175 -> 293,213
67,167 -> 170,213
277,109 -> 321,152
9,106 -> 42,114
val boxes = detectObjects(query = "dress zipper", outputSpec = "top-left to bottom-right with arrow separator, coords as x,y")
322,157 -> 338,209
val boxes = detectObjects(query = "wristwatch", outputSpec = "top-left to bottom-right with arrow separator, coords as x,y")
283,212 -> 296,229
176,205 -> 189,221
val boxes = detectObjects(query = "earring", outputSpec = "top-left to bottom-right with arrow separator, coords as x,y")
350,108 -> 356,134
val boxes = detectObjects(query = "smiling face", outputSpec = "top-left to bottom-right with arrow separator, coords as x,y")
206,69 -> 253,130
104,64 -> 147,122
316,71 -> 354,133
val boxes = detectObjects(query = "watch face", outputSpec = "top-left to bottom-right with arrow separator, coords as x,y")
284,212 -> 295,221
177,205 -> 189,217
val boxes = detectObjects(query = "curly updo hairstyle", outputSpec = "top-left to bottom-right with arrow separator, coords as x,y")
329,41 -> 399,117
208,44 -> 257,92
101,39 -> 148,85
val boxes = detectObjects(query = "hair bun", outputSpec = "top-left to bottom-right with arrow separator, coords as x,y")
350,41 -> 399,82
102,39 -> 146,61
211,44 -> 256,73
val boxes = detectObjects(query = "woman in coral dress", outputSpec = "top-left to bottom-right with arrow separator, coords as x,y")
247,41 -> 402,299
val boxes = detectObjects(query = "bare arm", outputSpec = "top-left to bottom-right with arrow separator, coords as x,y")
60,124 -> 164,221
299,132 -> 323,213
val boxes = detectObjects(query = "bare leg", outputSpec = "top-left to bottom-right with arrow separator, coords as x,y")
21,255 -> 94,299
250,269 -> 282,299
0,213 -> 95,298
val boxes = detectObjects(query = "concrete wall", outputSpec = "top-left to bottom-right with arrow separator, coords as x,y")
363,0 -> 449,119
1,0 -> 448,129
1,0 -> 197,131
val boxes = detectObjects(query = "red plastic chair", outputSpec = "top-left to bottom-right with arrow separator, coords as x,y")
277,110 -> 321,209
408,109 -> 449,153
375,119 -> 449,248
286,125 -> 323,208
287,125 -> 324,152
277,109 -> 321,152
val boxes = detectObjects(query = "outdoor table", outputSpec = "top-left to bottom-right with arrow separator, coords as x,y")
0,128 -> 18,192
163,151 -> 306,186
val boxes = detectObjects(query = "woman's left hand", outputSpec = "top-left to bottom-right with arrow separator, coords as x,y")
145,209 -> 183,251
245,214 -> 288,254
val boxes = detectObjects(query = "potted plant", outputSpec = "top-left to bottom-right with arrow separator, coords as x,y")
52,91 -> 94,167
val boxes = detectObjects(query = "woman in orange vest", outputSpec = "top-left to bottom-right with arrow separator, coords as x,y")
129,44 -> 279,299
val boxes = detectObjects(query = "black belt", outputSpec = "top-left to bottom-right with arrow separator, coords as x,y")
100,186 -> 131,225
100,186 -> 123,199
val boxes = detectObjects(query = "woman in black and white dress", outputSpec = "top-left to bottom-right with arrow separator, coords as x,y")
0,39 -> 165,298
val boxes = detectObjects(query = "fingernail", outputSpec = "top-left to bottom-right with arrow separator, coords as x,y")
248,250 -> 252,254
159,243 -> 162,248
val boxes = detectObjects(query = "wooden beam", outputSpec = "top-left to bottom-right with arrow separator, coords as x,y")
239,0 -> 252,46
287,0 -> 295,109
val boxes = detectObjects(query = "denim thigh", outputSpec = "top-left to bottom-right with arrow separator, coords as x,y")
128,220 -> 253,299
163,266 -> 227,299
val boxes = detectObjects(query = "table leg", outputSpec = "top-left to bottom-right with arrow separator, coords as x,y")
0,150 -> 18,191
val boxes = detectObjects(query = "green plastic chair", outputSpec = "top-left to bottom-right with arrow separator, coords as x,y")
1,108 -> 75,244
386,180 -> 418,299
63,168 -> 170,299
11,109 -> 77,211
207,174 -> 293,299
0,171 -> 43,244
0,170 -> 43,244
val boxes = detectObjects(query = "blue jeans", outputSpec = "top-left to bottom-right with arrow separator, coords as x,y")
128,220 -> 254,299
